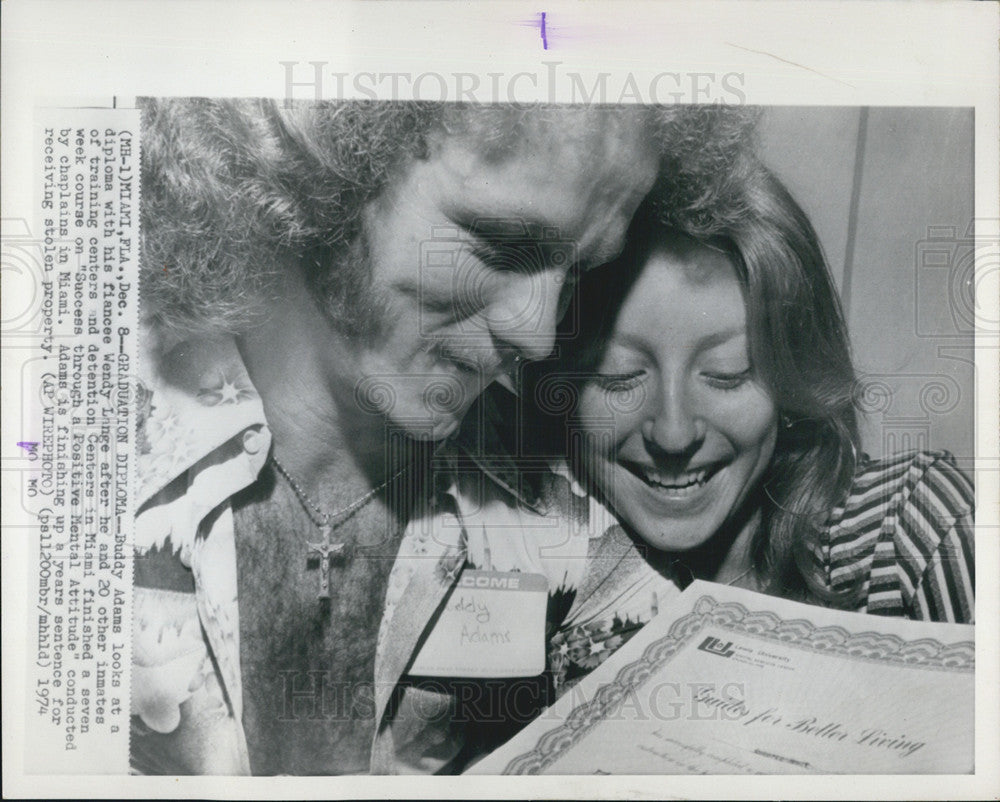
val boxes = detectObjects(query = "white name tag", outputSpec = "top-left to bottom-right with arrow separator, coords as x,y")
409,570 -> 548,678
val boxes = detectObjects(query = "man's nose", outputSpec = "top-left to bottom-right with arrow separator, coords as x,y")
642,382 -> 705,454
485,269 -> 563,361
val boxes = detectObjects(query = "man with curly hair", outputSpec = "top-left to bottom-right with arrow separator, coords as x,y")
130,99 -> 760,774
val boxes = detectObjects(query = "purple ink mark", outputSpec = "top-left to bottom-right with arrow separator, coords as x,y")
540,12 -> 548,50
17,442 -> 38,454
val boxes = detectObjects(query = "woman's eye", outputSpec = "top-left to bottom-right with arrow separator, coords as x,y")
703,368 -> 752,390
595,371 -> 645,392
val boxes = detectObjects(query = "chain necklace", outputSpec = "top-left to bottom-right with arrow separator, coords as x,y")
270,455 -> 409,599
670,559 -> 757,590
724,564 -> 756,587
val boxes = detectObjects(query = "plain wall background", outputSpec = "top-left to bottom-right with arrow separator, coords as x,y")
758,106 -> 975,465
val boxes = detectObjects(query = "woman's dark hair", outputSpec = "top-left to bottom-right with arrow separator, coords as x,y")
723,168 -> 860,600
544,164 -> 861,603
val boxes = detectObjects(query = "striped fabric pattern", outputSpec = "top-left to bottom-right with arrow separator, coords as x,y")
824,450 -> 975,623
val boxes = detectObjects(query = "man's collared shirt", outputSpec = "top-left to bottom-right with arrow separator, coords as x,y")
129,332 -> 684,775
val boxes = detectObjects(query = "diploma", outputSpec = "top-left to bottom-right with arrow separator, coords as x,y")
468,581 -> 974,774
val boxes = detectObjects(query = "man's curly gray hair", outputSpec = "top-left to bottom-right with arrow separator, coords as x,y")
139,98 -> 762,338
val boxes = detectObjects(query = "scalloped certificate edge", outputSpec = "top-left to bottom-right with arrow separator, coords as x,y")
499,585 -> 974,775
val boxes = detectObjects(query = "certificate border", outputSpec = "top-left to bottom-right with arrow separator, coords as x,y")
502,594 -> 975,774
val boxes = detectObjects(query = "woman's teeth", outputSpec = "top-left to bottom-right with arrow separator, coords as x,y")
641,466 -> 712,489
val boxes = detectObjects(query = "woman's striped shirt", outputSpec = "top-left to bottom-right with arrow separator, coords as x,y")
822,449 -> 975,623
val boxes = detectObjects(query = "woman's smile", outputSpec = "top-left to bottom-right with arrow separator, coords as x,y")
622,458 -> 725,503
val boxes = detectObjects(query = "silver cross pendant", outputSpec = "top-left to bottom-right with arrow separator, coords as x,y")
306,524 -> 345,599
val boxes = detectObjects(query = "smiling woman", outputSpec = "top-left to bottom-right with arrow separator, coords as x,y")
516,163 -> 975,692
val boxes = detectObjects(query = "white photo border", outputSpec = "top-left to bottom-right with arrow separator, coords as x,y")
2,1 -> 998,798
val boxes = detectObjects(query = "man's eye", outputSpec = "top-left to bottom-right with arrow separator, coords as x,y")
595,371 -> 644,392
470,243 -> 521,273
472,241 -> 567,275
703,368 -> 752,390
